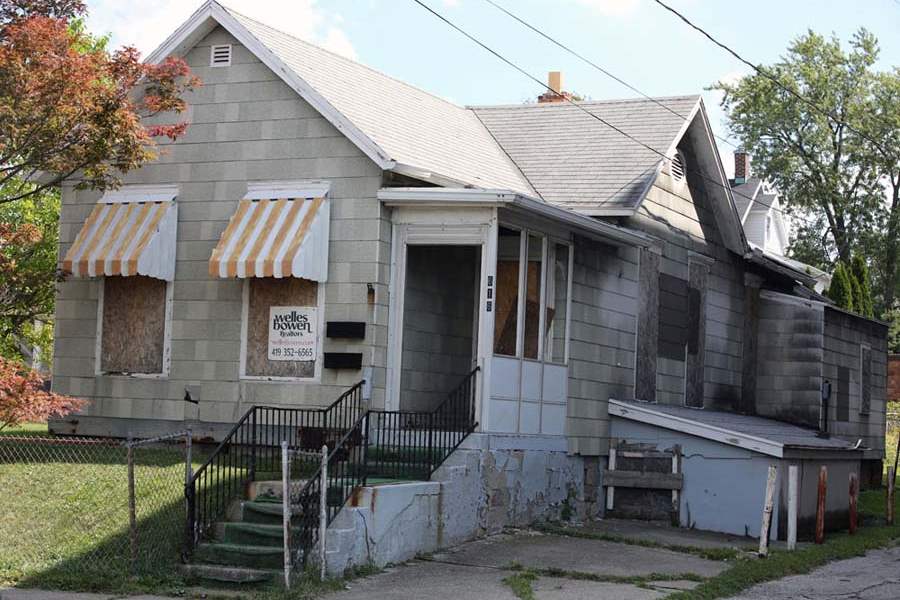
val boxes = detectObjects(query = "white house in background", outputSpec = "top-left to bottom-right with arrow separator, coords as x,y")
730,150 -> 831,292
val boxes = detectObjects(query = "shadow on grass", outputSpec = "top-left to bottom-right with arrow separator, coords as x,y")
1,438 -> 236,594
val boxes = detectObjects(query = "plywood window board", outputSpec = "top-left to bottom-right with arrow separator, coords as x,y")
100,275 -> 167,375
245,277 -> 318,378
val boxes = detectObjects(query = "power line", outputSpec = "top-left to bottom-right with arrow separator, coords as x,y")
480,0 -> 739,151
410,0 -> 816,229
652,0 -> 892,159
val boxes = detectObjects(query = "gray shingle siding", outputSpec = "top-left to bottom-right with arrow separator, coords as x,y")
51,26 -> 389,437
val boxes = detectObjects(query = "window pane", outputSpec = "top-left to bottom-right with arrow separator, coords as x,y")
523,234 -> 544,359
545,243 -> 569,363
493,227 -> 521,356
101,275 -> 166,374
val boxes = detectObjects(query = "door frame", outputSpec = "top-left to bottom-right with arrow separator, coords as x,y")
385,208 -> 496,421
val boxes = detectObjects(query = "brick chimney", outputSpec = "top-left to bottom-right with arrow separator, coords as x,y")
734,151 -> 751,184
538,71 -> 572,103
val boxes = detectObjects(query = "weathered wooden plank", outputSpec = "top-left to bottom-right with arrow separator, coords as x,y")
602,470 -> 684,490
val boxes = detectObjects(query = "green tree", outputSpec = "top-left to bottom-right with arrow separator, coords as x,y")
850,254 -> 874,318
714,29 -> 899,312
0,180 -> 60,368
827,262 -> 855,312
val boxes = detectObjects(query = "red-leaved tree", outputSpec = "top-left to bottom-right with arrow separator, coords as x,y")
0,357 -> 85,432
0,0 -> 200,204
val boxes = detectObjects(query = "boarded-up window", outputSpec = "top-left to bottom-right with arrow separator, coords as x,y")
658,273 -> 688,361
494,227 -> 521,356
861,345 -> 872,414
246,278 -> 318,378
100,275 -> 167,374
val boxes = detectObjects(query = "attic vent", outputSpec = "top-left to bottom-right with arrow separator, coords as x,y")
210,44 -> 232,67
670,151 -> 686,183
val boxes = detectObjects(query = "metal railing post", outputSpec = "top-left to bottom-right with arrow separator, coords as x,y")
319,444 -> 328,581
249,408 -> 257,481
282,441 -> 291,589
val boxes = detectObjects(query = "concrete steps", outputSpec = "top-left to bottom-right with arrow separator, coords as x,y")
195,542 -> 284,570
179,563 -> 280,584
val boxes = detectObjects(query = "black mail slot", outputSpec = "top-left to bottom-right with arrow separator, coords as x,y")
324,352 -> 363,370
326,321 -> 366,339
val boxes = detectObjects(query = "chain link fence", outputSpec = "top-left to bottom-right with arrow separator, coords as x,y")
887,409 -> 900,476
0,431 -> 191,588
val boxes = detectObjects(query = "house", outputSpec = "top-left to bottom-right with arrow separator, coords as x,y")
49,1 -> 887,575
730,151 -> 831,292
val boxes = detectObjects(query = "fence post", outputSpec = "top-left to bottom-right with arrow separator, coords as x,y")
319,444 -> 328,582
887,466 -> 895,526
849,472 -> 858,534
127,438 -> 138,574
758,465 -> 777,557
281,441 -> 291,590
184,429 -> 195,560
816,465 -> 827,544
787,465 -> 798,551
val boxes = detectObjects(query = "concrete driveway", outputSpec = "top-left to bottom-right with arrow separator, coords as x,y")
329,528 -> 731,600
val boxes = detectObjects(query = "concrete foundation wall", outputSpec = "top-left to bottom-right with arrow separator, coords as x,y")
324,435 -> 587,574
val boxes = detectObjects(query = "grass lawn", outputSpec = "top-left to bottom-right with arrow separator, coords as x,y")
662,483 -> 900,600
0,422 -> 50,436
0,426 -> 193,593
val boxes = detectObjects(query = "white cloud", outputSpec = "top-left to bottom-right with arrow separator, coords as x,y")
575,0 -> 640,17
85,0 -> 356,59
442,0 -> 461,7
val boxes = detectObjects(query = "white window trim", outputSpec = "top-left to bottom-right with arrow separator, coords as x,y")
238,278 -> 326,383
541,240 -> 573,366
99,184 -> 178,204
244,179 -> 331,200
94,277 -> 173,378
495,223 -> 572,367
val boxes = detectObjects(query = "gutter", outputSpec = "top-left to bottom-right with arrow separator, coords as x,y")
377,187 -> 653,248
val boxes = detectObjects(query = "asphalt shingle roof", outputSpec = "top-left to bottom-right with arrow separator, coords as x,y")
222,6 -> 703,214
613,399 -> 857,451
473,97 -> 700,212
225,7 -> 535,196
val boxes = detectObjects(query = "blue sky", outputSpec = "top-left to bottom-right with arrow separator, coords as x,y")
87,0 -> 899,174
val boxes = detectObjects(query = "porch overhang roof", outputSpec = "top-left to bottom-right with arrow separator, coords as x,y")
377,187 -> 652,248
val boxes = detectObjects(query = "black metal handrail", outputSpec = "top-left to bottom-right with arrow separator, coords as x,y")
288,367 -> 479,567
184,381 -> 365,558
369,366 -> 480,480
290,411 -> 368,566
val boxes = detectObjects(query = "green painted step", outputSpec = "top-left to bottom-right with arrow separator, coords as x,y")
220,522 -> 297,547
179,563 -> 278,584
194,542 -> 283,570
241,500 -> 290,525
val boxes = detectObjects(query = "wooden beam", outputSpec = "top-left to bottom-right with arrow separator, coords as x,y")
602,470 -> 684,491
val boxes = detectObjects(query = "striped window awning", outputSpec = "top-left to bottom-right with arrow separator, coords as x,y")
209,195 -> 330,281
62,189 -> 178,282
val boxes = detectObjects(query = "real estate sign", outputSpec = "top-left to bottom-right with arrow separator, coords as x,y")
268,306 -> 317,361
